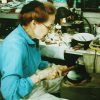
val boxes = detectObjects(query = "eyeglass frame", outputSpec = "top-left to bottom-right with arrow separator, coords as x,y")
42,23 -> 54,32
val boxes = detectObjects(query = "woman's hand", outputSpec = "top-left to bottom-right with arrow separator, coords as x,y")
30,65 -> 69,83
46,66 -> 62,80
37,66 -> 62,80
30,68 -> 53,83
45,64 -> 69,80
53,65 -> 69,76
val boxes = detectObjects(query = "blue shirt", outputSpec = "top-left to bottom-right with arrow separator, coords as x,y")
0,24 -> 48,100
54,0 -> 66,3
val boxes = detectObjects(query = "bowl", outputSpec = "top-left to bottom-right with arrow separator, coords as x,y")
71,33 -> 95,49
66,70 -> 84,83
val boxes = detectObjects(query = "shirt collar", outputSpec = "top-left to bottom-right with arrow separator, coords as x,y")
17,24 -> 35,45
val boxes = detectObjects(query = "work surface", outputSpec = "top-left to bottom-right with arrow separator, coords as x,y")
60,74 -> 100,100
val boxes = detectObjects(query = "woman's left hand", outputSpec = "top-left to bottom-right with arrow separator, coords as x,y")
53,65 -> 69,76
46,64 -> 68,80
45,66 -> 62,80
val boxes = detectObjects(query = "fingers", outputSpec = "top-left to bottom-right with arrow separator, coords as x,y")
56,68 -> 62,77
37,68 -> 53,80
45,67 -> 62,80
56,65 -> 68,72
46,69 -> 57,80
38,65 -> 69,80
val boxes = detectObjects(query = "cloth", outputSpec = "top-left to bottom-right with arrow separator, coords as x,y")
83,53 -> 100,73
40,45 -> 65,60
46,76 -> 64,93
22,76 -> 68,100
0,24 -> 48,100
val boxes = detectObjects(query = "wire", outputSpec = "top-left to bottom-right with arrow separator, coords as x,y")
93,50 -> 97,73
71,10 -> 92,34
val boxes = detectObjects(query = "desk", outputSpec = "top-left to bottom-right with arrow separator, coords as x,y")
60,74 -> 100,100
40,44 -> 66,60
40,44 -> 100,73
65,49 -> 100,55
40,43 -> 100,58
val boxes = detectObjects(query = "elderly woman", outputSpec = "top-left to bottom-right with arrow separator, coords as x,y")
0,1 -> 68,100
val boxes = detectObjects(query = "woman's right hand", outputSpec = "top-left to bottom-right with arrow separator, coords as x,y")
37,68 -> 56,80
30,68 -> 54,83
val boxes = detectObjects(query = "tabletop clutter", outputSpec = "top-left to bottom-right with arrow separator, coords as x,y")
40,23 -> 100,85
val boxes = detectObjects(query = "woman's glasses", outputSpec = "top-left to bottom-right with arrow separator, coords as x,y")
42,24 -> 54,32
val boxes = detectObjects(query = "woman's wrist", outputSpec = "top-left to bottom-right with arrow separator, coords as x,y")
30,74 -> 40,83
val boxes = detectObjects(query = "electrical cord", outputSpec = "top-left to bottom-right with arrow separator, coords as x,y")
71,9 -> 92,34
93,50 -> 97,73
81,16 -> 92,33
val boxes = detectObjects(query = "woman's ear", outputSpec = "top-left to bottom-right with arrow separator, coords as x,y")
30,20 -> 36,29
32,20 -> 35,25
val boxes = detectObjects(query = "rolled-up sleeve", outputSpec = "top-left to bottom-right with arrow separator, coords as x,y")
38,60 -> 49,70
1,76 -> 33,100
1,41 -> 34,100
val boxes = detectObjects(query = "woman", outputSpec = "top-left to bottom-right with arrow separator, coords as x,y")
0,1 -> 68,100
55,7 -> 72,33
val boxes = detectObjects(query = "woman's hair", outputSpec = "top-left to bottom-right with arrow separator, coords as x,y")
47,0 -> 53,4
44,2 -> 56,15
19,1 -> 56,25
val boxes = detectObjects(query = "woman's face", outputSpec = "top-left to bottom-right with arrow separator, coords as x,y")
34,14 -> 55,40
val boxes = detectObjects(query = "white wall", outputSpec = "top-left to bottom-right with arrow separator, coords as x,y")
83,12 -> 100,25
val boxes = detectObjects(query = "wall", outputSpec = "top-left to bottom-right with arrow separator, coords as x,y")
83,12 -> 100,34
83,12 -> 100,25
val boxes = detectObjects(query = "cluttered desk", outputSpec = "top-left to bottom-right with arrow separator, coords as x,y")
39,30 -> 100,73
39,31 -> 100,100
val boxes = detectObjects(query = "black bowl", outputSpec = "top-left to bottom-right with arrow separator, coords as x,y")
70,39 -> 92,50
